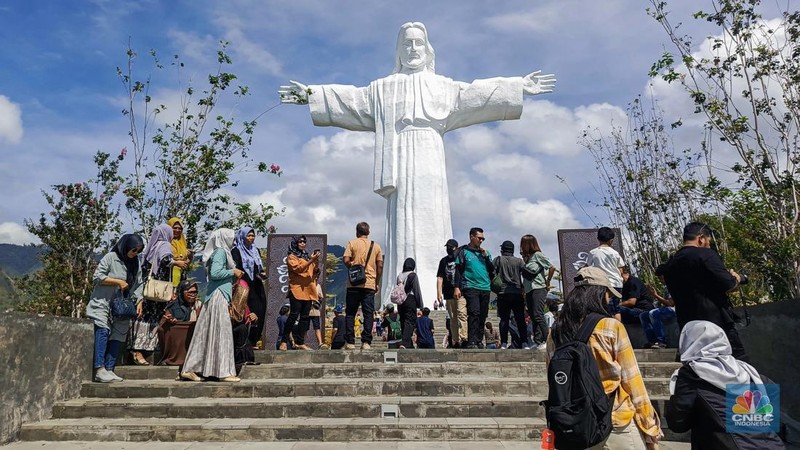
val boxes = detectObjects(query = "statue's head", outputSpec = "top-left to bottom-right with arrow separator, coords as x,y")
393,22 -> 435,74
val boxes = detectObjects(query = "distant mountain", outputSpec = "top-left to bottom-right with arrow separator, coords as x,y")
0,244 -> 44,277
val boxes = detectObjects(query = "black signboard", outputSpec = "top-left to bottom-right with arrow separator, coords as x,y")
556,228 -> 626,297
264,234 -> 327,349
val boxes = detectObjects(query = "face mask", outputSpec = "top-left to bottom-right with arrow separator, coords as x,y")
446,247 -> 455,257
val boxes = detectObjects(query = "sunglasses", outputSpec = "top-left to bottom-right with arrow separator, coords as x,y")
184,290 -> 198,295
474,237 -> 485,242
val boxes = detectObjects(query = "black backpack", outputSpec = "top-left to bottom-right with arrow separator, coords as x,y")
541,313 -> 614,450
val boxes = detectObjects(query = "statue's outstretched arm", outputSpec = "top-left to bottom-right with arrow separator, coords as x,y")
278,80 -> 312,104
522,71 -> 556,96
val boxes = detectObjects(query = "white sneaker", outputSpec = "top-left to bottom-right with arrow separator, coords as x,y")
361,343 -> 371,350
94,368 -> 115,383
343,343 -> 356,350
500,343 -> 508,350
536,343 -> 547,350
107,370 -> 123,382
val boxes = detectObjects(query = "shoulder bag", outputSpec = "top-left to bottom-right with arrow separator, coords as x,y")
143,275 -> 174,302
347,240 -> 375,286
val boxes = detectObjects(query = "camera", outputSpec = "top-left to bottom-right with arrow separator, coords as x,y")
739,273 -> 749,285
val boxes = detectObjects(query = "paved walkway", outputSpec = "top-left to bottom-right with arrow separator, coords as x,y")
4,441 -> 691,449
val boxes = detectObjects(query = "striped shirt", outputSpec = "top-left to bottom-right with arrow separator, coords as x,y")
547,318 -> 663,441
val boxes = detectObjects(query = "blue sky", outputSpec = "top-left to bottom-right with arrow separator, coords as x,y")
1,0 -> 771,274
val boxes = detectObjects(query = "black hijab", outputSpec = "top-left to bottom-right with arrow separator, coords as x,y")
112,234 -> 144,291
402,258 -> 416,272
288,235 -> 310,260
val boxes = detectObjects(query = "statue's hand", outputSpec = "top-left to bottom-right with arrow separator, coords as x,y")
278,80 -> 311,105
522,71 -> 556,96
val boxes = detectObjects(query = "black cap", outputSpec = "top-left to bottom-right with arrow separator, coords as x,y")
501,240 -> 514,252
445,239 -> 459,248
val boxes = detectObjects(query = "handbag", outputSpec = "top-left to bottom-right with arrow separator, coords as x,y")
230,279 -> 250,323
347,240 -> 375,286
143,277 -> 174,302
110,294 -> 137,318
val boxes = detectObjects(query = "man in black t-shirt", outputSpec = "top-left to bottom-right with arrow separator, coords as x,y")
662,222 -> 746,361
619,266 -> 655,324
437,239 -> 466,347
330,305 -> 346,350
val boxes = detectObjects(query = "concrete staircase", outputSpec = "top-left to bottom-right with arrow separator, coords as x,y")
18,348 -> 684,444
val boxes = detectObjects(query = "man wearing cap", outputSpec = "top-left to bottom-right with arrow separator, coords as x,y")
437,238 -> 466,347
453,227 -> 494,349
330,305 -> 346,350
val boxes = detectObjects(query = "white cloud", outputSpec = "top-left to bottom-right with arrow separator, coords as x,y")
0,222 -> 39,245
499,100 -> 627,157
0,95 -> 23,144
508,198 -> 580,241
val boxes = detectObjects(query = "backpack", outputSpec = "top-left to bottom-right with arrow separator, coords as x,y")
387,315 -> 402,340
541,313 -> 614,450
390,272 -> 411,305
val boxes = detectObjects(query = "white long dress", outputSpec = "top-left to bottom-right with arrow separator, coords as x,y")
309,71 -> 524,304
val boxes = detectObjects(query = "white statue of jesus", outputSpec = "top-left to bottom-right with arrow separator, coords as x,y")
279,22 -> 555,305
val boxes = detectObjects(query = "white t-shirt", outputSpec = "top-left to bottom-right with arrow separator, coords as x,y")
587,245 -> 625,288
544,311 -> 555,329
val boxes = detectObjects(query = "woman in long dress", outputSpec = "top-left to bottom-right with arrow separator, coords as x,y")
231,226 -> 267,348
129,223 -> 174,365
181,228 -> 243,382
86,234 -> 144,382
167,217 -> 192,286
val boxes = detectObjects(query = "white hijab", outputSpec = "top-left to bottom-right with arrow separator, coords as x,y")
201,228 -> 236,271
680,320 -> 763,391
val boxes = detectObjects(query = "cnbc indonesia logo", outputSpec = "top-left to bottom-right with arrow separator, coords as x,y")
730,389 -> 774,427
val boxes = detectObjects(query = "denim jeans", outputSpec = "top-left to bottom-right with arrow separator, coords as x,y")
463,288 -> 490,346
526,288 -> 549,344
345,288 -> 375,344
93,326 -> 122,371
619,306 -> 648,324
639,307 -> 676,344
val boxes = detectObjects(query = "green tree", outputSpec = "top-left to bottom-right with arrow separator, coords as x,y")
119,41 -> 283,248
581,95 -> 706,283
648,0 -> 800,298
20,151 -> 125,317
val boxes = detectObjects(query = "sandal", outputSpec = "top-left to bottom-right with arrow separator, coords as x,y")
132,352 -> 150,366
221,376 -> 241,382
180,372 -> 202,382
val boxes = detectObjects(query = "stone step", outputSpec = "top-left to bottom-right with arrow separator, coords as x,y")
4,441 -> 693,449
52,396 -> 547,419
254,348 -> 678,364
79,377 -> 673,399
51,395 -> 680,421
114,361 -> 680,380
19,417 -> 548,442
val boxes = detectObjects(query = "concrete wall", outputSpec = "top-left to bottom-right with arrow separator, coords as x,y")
0,311 -> 92,443
735,301 -> 800,416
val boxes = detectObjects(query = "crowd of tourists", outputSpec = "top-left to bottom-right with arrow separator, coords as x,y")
87,221 -> 268,384
85,218 -> 793,448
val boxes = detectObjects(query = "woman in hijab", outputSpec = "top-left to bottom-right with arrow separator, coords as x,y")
86,234 -> 145,383
181,228 -> 243,382
667,320 -> 786,449
167,217 -> 192,287
129,223 -> 175,365
280,235 -> 321,351
231,226 -> 267,349
397,257 -> 423,349
158,280 -> 201,370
